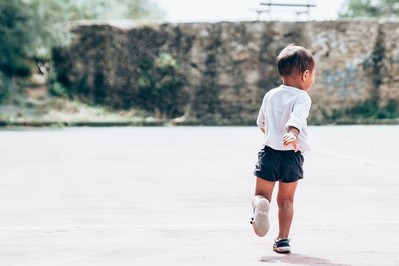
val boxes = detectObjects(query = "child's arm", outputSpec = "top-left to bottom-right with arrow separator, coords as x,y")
283,94 -> 311,151
283,126 -> 299,151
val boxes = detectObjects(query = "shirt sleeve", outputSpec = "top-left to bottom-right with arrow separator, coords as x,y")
285,93 -> 311,133
256,94 -> 267,129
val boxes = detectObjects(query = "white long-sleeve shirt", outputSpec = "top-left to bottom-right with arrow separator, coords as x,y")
256,84 -> 312,154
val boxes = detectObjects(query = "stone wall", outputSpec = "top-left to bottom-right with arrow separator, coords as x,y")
53,20 -> 399,124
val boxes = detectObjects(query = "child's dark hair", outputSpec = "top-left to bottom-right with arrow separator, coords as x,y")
276,44 -> 315,76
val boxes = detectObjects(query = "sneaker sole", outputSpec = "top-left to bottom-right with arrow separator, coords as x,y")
252,199 -> 270,237
273,246 -> 291,254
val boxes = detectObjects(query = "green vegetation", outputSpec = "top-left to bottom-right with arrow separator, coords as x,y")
315,100 -> 399,125
0,0 -> 64,79
0,0 -> 67,106
340,0 -> 399,18
0,0 -> 163,97
63,0 -> 163,21
0,0 -> 165,125
348,99 -> 398,119
136,53 -> 188,119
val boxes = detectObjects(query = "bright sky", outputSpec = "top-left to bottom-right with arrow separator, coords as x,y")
154,0 -> 347,23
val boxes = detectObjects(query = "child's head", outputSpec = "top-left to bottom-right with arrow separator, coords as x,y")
276,44 -> 316,91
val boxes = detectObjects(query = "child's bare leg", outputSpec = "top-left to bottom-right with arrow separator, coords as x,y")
255,177 -> 275,202
276,181 -> 298,239
251,177 -> 275,237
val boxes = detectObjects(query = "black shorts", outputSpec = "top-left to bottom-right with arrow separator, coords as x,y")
253,146 -> 304,183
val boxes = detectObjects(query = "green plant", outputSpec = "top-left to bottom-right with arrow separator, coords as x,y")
49,82 -> 68,97
376,100 -> 398,119
343,99 -> 398,120
0,0 -> 71,76
0,0 -> 164,103
136,53 -> 187,119
340,0 -> 399,18
0,72 -> 11,103
65,0 -> 164,21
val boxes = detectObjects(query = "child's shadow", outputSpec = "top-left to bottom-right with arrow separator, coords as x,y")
260,253 -> 350,266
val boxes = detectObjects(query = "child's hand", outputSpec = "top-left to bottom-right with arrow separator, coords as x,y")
283,132 -> 298,152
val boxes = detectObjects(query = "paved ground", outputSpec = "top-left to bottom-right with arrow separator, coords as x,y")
0,126 -> 398,266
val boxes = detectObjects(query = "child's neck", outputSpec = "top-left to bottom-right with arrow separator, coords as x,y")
282,81 -> 304,90
281,76 -> 305,90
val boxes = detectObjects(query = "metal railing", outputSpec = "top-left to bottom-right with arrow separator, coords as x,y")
256,1 -> 316,20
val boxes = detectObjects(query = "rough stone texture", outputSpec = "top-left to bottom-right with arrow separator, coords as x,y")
53,20 -> 399,123
379,22 -> 399,107
307,21 -> 376,119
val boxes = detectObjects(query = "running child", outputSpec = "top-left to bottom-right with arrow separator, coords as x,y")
251,44 -> 316,253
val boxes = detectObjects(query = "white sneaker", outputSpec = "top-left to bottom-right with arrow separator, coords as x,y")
273,238 -> 291,253
250,195 -> 270,237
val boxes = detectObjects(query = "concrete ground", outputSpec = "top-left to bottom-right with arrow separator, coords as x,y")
0,125 -> 398,266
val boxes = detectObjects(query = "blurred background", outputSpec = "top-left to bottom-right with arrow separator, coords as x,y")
156,0 -> 344,22
0,0 -> 398,126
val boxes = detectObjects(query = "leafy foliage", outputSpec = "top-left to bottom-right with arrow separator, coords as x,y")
64,0 -> 164,21
136,53 -> 188,119
0,0 -> 163,77
1,1 -> 53,76
0,0 -> 163,103
339,0 -> 399,18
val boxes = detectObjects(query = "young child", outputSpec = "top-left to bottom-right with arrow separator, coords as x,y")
250,44 -> 316,253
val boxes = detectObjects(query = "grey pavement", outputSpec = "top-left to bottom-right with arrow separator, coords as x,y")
0,126 -> 398,266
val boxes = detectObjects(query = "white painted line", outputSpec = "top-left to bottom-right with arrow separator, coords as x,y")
0,224 -> 246,231
0,221 -> 398,231
313,149 -> 399,169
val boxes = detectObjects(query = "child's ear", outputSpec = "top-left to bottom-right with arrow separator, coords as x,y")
302,70 -> 310,80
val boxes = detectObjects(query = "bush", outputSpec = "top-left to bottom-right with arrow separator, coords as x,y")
0,72 -> 10,103
349,99 -> 398,119
136,53 -> 187,119
49,82 -> 68,97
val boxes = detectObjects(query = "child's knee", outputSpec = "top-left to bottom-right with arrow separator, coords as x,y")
277,198 -> 293,209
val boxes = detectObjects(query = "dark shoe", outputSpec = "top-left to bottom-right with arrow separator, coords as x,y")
273,238 -> 291,253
